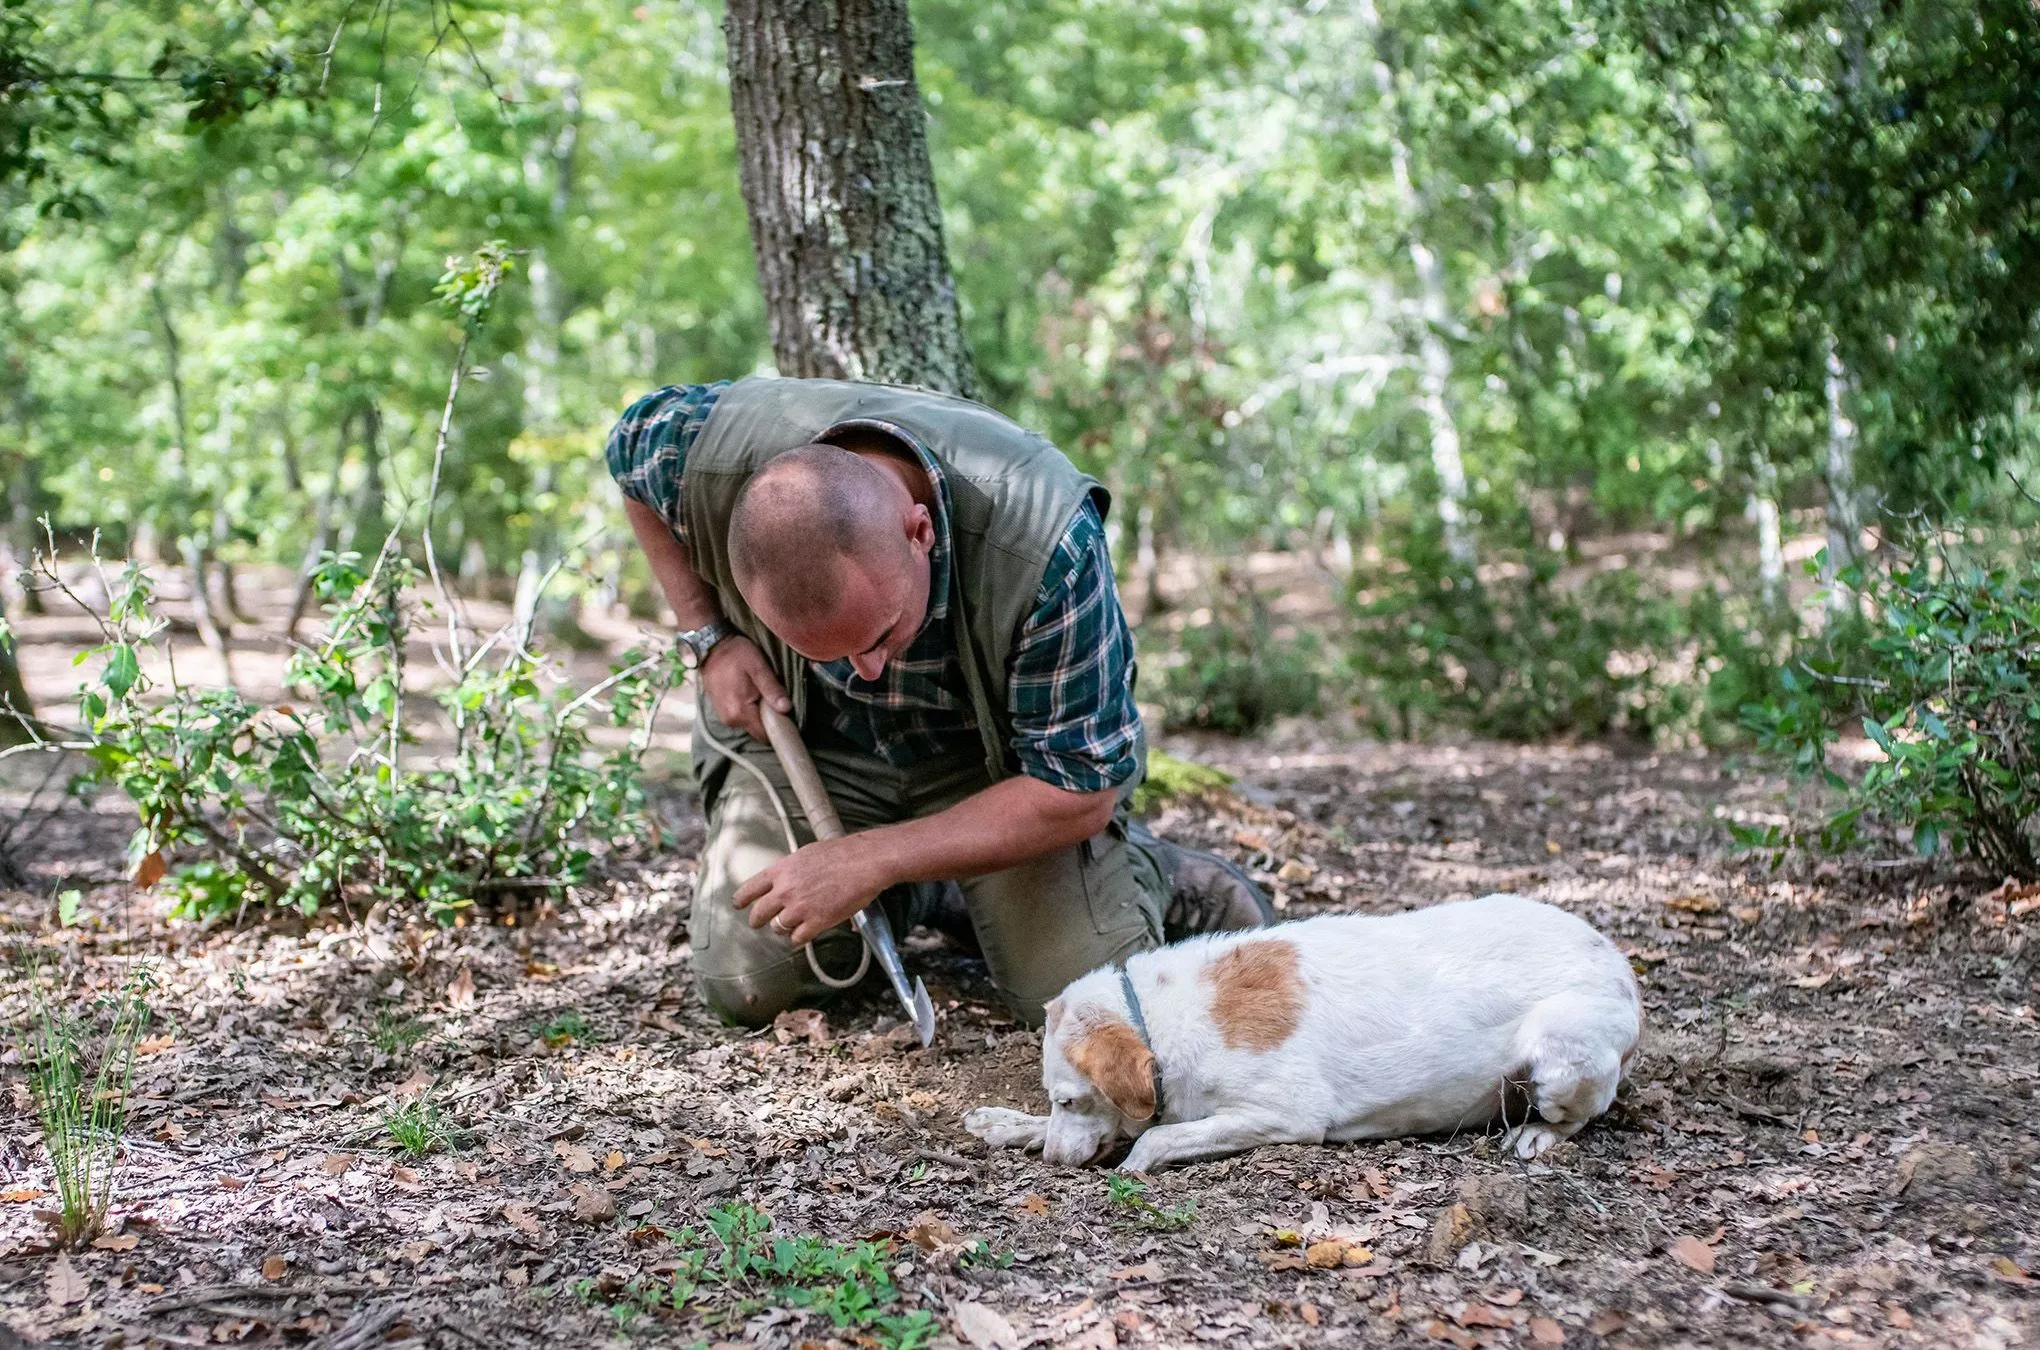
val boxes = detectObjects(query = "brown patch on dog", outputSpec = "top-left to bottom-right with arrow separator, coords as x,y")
1201,938 -> 1305,1052
1064,1017 -> 1156,1122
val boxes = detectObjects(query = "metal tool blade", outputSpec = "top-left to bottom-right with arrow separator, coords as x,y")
852,904 -> 937,1046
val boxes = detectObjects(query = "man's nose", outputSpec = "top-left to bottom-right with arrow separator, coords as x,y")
849,650 -> 887,681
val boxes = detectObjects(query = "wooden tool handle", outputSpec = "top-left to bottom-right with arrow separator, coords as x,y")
759,703 -> 845,842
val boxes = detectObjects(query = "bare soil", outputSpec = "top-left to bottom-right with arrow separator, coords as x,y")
2,581 -> 2038,1350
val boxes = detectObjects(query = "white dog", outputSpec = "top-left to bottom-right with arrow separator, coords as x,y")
964,894 -> 1641,1172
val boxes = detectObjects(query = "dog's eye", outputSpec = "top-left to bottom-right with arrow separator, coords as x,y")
1052,1095 -> 1077,1109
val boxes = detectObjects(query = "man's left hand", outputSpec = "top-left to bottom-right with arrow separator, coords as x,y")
733,836 -> 888,948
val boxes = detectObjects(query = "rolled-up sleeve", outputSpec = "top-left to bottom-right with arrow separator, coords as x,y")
603,381 -> 728,544
1006,500 -> 1141,793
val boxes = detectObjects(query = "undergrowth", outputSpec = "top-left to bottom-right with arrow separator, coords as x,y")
574,1203 -> 937,1347
25,964 -> 155,1246
1106,1173 -> 1197,1231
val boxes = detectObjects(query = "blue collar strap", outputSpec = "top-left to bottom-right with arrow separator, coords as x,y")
1117,964 -> 1165,1121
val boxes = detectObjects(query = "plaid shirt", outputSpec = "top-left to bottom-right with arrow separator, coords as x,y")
607,384 -> 1141,793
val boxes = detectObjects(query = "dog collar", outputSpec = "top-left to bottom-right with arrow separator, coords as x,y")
1117,964 -> 1165,1122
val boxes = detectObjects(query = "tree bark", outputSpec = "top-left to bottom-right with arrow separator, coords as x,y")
723,0 -> 977,397
1822,334 -> 1865,613
0,591 -> 32,746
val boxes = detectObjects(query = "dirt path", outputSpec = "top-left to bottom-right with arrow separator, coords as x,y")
2,725 -> 2036,1349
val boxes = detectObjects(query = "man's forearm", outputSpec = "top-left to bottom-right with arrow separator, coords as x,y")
624,497 -> 722,629
846,775 -> 1117,891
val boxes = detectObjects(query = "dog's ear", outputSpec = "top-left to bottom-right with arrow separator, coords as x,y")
1066,1017 -> 1156,1122
1044,998 -> 1065,1035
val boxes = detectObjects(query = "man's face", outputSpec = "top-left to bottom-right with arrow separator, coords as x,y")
766,504 -> 935,682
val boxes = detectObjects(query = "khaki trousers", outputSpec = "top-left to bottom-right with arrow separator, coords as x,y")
688,704 -> 1164,1027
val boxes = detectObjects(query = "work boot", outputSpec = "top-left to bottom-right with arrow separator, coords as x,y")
1128,820 -> 1276,941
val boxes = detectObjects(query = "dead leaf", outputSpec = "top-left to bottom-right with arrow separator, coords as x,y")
906,1211 -> 963,1252
603,1150 -> 626,1173
135,1033 -> 176,1057
44,1255 -> 86,1307
261,1256 -> 288,1281
1299,1304 -> 1321,1327
1665,893 -> 1721,914
1527,1316 -> 1566,1346
1669,1235 -> 1717,1273
555,1142 -> 597,1174
1989,1256 -> 2031,1285
687,1138 -> 728,1158
1305,1240 -> 1348,1269
1110,1260 -> 1162,1282
393,1066 -> 435,1099
320,1153 -> 355,1176
446,967 -> 476,1012
2,1188 -> 48,1203
571,1183 -> 618,1223
1276,858 -> 1314,883
1587,1311 -> 1626,1336
772,1008 -> 831,1046
1487,1288 -> 1525,1308
134,849 -> 167,890
391,1165 -> 420,1187
1059,1320 -> 1117,1350
1421,1319 -> 1480,1349
91,1233 -> 139,1252
951,1301 -> 1020,1350
1791,971 -> 1834,990
1016,1193 -> 1051,1217
502,1202 -> 546,1241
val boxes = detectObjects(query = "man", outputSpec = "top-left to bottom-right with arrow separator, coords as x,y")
607,376 -> 1270,1027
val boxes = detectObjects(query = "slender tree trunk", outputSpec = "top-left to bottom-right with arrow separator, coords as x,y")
0,589 -> 32,745
1748,457 -> 1786,613
180,535 -> 235,690
1822,335 -> 1864,613
512,81 -> 583,653
1360,0 -> 1473,569
286,418 -> 353,641
723,0 -> 977,396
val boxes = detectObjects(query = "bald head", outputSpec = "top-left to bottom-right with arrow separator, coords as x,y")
729,445 -> 915,631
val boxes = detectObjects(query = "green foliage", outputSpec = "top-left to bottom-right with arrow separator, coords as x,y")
1130,750 -> 1234,816
368,1011 -> 428,1056
576,1203 -> 937,1348
1348,554 -> 1794,744
534,1010 -> 594,1047
30,531 -> 680,923
1745,553 -> 2040,878
381,1095 -> 466,1158
1155,584 -> 1323,735
25,964 -> 155,1247
1106,1172 -> 1197,1231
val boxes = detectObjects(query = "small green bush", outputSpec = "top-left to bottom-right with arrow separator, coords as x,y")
1745,554 -> 2040,877
1156,617 -> 1322,736
31,543 -> 680,923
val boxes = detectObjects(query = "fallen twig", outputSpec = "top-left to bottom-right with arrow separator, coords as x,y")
911,1147 -> 984,1175
145,1282 -> 370,1315
1720,1283 -> 1815,1313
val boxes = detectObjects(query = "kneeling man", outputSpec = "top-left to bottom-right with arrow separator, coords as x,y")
606,377 -> 1271,1027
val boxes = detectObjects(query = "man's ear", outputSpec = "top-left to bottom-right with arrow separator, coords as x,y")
1065,1017 -> 1156,1122
905,503 -> 935,556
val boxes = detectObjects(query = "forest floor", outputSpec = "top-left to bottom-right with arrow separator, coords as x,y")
1,569 -> 2037,1349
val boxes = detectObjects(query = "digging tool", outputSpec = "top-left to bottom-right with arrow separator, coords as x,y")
759,703 -> 938,1046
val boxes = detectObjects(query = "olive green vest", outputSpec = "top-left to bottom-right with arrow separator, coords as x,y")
684,376 -> 1111,783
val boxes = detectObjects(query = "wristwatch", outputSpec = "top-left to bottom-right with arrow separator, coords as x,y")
676,618 -> 737,668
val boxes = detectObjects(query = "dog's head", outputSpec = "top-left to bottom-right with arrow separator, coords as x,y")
1038,970 -> 1156,1166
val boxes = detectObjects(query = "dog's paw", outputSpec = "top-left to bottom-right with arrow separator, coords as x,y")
962,1106 -> 1048,1152
1503,1121 -> 1574,1159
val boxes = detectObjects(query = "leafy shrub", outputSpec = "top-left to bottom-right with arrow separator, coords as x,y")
1347,559 -> 1790,744
22,541 -> 680,923
1745,555 -> 2040,877
1155,600 -> 1322,735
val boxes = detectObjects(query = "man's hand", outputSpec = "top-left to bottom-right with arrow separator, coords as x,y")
702,635 -> 791,741
733,835 -> 884,948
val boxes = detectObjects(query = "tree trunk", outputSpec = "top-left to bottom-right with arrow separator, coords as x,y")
1360,0 -> 1474,569
1822,335 -> 1865,613
1748,457 -> 1786,613
724,0 -> 977,397
0,590 -> 32,746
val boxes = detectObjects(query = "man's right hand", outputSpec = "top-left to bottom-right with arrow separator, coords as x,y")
702,635 -> 791,741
